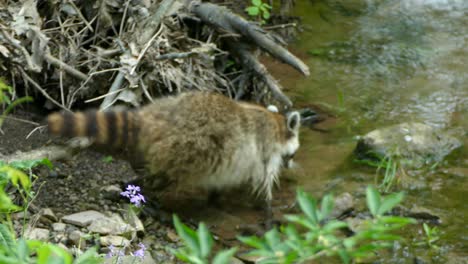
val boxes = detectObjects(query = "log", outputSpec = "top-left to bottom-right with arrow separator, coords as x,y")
186,1 -> 310,76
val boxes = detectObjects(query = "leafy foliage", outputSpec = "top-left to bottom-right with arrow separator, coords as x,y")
0,159 -> 102,263
173,187 -> 416,264
171,215 -> 237,264
245,0 -> 272,24
414,223 -> 440,249
0,78 -> 33,129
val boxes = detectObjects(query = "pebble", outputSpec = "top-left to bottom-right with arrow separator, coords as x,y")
100,235 -> 131,247
25,227 -> 50,241
52,222 -> 67,232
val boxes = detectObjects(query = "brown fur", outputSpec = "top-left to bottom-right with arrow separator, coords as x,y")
47,91 -> 301,201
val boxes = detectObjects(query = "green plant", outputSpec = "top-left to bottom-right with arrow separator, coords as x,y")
0,160 -> 102,263
245,0 -> 272,24
171,215 -> 237,264
173,187 -> 416,264
0,78 -> 33,129
354,149 -> 406,193
101,155 -> 114,163
414,223 -> 440,249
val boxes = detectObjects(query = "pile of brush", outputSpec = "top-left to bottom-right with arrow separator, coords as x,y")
0,0 -> 308,111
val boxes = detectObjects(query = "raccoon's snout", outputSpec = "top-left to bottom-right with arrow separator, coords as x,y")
282,153 -> 295,168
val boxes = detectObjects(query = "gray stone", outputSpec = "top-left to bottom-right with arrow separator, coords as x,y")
123,205 -> 145,233
355,122 -> 462,168
25,227 -> 50,241
41,208 -> 58,222
229,257 -> 245,264
68,230 -> 87,249
104,252 -> 156,264
11,211 -> 29,220
166,230 -> 179,242
99,235 -> 130,247
330,192 -> 354,218
52,222 -> 67,232
88,214 -> 133,235
101,184 -> 122,201
62,210 -> 107,227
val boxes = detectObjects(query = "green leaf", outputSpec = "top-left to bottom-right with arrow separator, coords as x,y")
0,224 -> 16,251
245,6 -> 260,16
323,220 -> 348,232
296,189 -> 319,225
197,222 -> 213,259
173,215 -> 200,254
264,228 -> 281,250
262,10 -> 270,20
73,247 -> 102,264
366,186 -> 381,217
252,0 -> 262,7
6,167 -> 31,191
0,191 -> 20,212
101,156 -> 113,163
320,194 -> 334,220
238,236 -> 266,249
17,239 -> 29,262
212,248 -> 237,264
36,244 -> 72,264
10,158 -> 53,170
377,192 -> 404,215
337,249 -> 351,264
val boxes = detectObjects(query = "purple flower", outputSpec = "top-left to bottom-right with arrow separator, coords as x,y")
106,244 -> 124,259
132,243 -> 146,259
121,185 -> 146,207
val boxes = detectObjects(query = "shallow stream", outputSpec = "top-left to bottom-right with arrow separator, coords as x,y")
281,0 -> 467,262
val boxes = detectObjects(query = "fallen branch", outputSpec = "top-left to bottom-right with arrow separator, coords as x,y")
186,1 -> 310,76
1,145 -> 75,164
228,42 -> 292,107
44,53 -> 88,81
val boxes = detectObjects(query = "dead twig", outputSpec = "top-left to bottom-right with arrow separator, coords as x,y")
44,53 -> 88,81
20,69 -> 70,112
0,28 -> 40,72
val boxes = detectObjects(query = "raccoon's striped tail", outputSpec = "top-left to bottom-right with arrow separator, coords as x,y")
47,110 -> 139,146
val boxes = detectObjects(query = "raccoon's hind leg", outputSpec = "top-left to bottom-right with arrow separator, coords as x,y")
207,190 -> 223,208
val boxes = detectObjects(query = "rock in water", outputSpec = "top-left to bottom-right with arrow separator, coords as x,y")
355,122 -> 462,168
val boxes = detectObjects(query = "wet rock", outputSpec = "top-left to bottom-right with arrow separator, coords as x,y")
40,208 -> 58,223
62,210 -> 107,227
11,211 -> 29,220
407,205 -> 441,225
166,229 -> 179,242
237,254 -> 264,263
52,222 -> 67,232
68,230 -> 87,249
87,214 -> 132,235
123,205 -> 145,233
101,184 -> 122,201
330,192 -> 354,218
345,216 -> 368,234
355,123 -> 462,168
25,227 -> 50,241
230,257 -> 245,264
99,235 -> 130,247
104,252 -> 155,264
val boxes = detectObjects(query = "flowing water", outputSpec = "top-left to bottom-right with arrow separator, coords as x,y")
282,0 -> 467,262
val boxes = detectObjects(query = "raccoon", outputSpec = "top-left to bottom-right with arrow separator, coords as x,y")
48,91 -> 301,219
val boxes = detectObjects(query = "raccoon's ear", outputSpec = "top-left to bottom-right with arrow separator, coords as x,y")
287,111 -> 301,133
